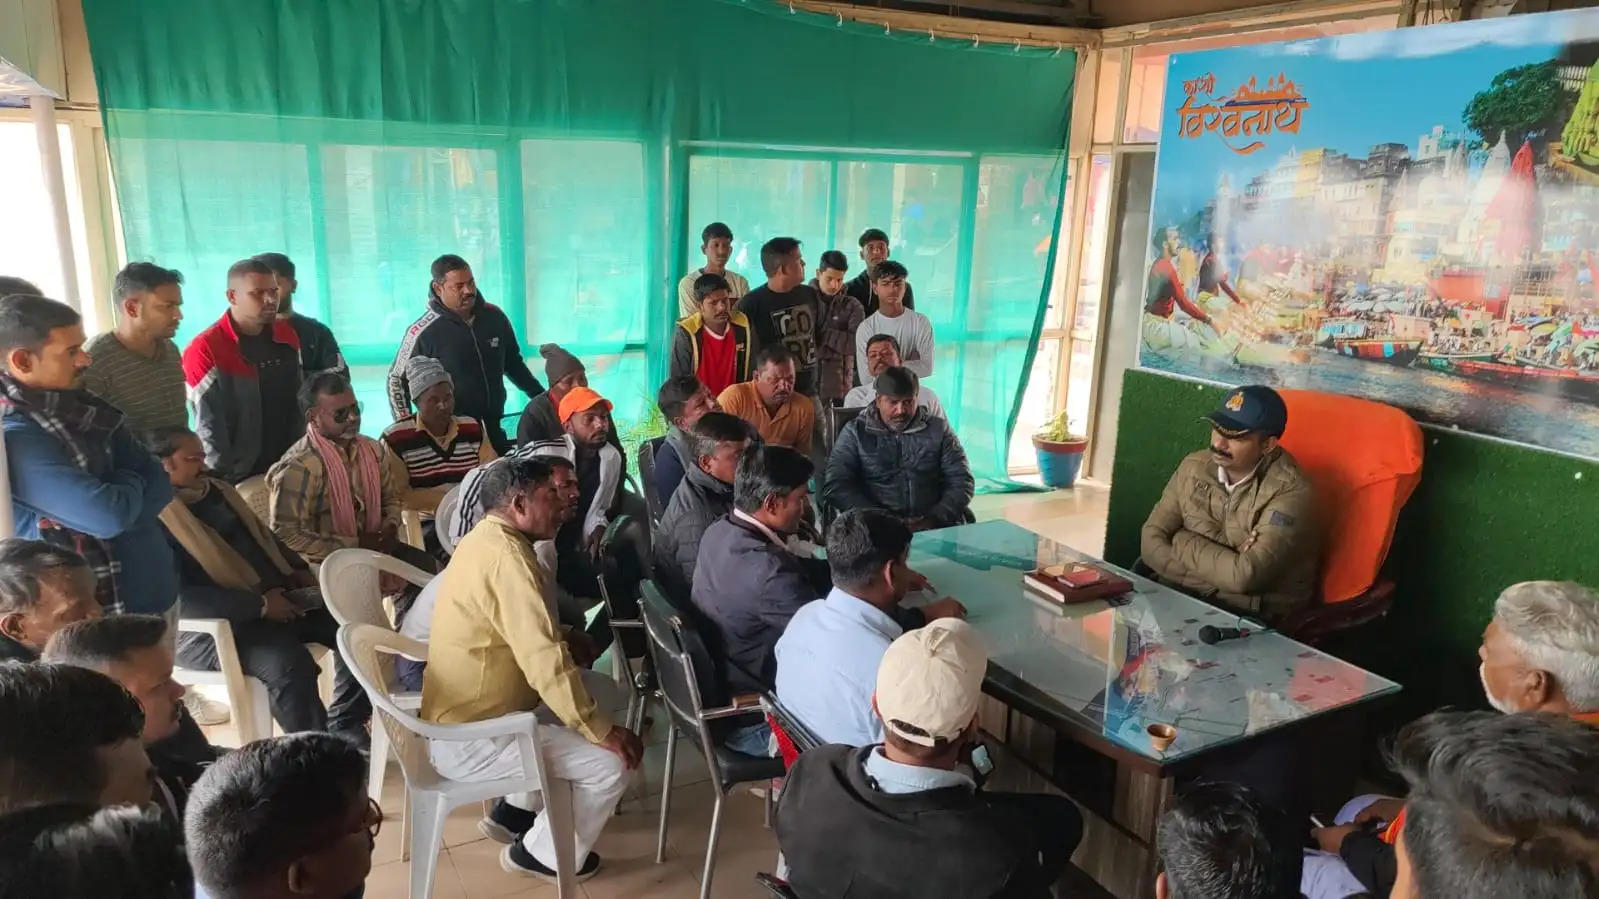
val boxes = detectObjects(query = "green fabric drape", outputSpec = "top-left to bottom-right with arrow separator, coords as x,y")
82,0 -> 1073,488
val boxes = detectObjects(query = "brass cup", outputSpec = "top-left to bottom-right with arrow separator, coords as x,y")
1147,723 -> 1177,752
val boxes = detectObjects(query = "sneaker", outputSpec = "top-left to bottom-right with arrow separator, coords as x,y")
499,841 -> 601,883
182,692 -> 231,726
748,777 -> 784,800
478,800 -> 539,844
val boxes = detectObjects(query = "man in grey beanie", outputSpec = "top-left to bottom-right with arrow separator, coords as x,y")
517,343 -> 618,451
405,354 -> 452,403
381,355 -> 496,554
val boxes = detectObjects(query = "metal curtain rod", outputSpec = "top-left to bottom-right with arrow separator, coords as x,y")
782,0 -> 1098,50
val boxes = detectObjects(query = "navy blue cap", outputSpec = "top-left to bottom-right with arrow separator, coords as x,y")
1203,385 -> 1287,438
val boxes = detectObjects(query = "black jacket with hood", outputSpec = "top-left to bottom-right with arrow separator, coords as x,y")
388,294 -> 543,452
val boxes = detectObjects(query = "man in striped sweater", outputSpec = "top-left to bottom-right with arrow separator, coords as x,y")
83,262 -> 188,434
382,356 -> 496,557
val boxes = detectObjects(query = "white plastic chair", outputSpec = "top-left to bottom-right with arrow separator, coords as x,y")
174,618 -> 272,743
174,618 -> 335,744
338,624 -> 579,898
434,487 -> 462,556
317,547 -> 435,630
318,548 -> 434,804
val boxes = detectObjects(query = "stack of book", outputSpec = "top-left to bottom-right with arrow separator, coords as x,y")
1023,562 -> 1133,605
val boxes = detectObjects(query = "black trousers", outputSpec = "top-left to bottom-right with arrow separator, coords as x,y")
177,608 -> 370,736
556,502 -> 651,658
556,546 -> 647,659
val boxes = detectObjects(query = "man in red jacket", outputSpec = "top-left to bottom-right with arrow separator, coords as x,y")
182,258 -> 303,485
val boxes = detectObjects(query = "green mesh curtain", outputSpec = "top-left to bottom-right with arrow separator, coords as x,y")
82,0 -> 1073,489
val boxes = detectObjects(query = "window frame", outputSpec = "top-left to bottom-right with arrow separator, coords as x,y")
0,106 -> 122,334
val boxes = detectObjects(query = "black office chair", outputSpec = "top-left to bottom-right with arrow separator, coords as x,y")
756,873 -> 801,898
594,514 -> 652,736
636,434 -> 668,523
641,582 -> 785,899
823,405 -> 865,458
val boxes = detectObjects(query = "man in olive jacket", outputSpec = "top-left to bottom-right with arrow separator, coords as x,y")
1140,385 -> 1318,622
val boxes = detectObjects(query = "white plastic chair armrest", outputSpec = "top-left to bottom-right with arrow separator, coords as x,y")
409,710 -> 540,743
401,510 -> 425,550
176,617 -> 260,741
384,556 -> 434,590
176,617 -> 225,638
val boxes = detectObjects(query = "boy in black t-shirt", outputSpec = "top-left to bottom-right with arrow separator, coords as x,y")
846,227 -> 916,316
737,236 -> 821,397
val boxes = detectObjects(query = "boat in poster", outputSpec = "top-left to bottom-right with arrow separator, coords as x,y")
1427,355 -> 1599,403
1333,338 -> 1424,366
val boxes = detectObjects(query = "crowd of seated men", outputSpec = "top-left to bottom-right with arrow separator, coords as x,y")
2,226 -> 1599,899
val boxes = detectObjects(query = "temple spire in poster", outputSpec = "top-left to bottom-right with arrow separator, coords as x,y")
1141,10 -> 1599,458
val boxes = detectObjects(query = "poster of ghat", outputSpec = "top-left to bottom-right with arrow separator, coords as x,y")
1141,9 -> 1599,457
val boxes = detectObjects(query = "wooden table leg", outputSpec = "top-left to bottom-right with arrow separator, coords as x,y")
1110,762 -> 1174,898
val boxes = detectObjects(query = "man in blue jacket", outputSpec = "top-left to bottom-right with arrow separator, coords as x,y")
388,254 -> 544,453
691,445 -> 826,698
0,294 -> 177,623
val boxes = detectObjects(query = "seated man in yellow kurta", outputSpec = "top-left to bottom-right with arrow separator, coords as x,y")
420,456 -> 642,883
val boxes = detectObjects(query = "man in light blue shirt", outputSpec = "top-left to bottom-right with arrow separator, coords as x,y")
774,508 -> 965,746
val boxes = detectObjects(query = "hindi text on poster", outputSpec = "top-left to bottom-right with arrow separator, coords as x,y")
1177,72 -> 1309,155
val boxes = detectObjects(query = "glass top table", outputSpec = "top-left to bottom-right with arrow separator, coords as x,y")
908,519 -> 1400,767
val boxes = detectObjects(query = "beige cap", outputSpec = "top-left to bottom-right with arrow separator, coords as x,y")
875,618 -> 988,747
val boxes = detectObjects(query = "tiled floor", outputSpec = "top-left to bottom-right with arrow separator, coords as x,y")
358,719 -> 782,899
200,481 -> 1113,898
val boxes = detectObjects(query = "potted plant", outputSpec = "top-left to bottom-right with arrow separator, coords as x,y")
1032,410 -> 1088,488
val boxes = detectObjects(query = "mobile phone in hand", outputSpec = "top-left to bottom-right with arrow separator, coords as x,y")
970,744 -> 994,777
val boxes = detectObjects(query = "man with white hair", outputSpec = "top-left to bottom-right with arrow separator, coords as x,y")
1306,580 -> 1599,899
1476,579 -> 1599,717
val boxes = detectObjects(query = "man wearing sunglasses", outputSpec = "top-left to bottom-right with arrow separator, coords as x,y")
266,373 -> 438,585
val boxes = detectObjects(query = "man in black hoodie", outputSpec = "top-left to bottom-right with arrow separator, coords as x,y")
388,254 -> 544,453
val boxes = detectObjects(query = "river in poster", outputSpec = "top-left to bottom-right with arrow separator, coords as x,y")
1141,10 -> 1599,458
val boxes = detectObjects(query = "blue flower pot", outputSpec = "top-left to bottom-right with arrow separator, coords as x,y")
1033,437 -> 1088,488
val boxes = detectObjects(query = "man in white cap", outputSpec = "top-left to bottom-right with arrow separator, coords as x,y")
775,619 -> 1082,898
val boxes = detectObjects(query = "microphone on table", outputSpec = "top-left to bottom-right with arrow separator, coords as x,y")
1198,624 -> 1253,645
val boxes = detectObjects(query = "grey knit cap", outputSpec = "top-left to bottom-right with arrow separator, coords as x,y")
406,355 -> 452,402
540,343 -> 584,384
